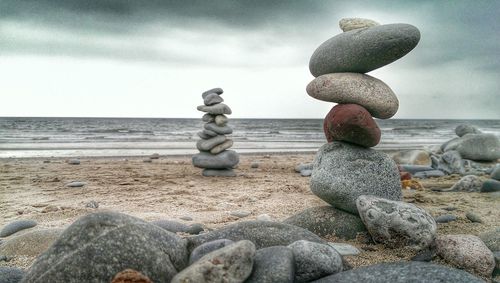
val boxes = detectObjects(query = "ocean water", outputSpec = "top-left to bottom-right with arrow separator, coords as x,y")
0,117 -> 499,158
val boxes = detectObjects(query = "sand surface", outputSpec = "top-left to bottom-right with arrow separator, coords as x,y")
1,153 -> 499,275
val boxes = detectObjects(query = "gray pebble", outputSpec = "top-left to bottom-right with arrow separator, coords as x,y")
466,211 -> 482,223
435,214 -> 457,223
300,169 -> 312,177
202,87 -> 223,99
245,246 -> 295,283
189,239 -> 234,264
328,243 -> 360,256
180,216 -> 193,221
231,210 -> 251,218
204,93 -> 223,106
85,200 -> 99,209
250,162 -> 259,168
66,181 -> 86,188
256,214 -> 272,221
411,249 -> 435,262
67,159 -> 80,165
0,219 -> 37,237
201,113 -> 215,122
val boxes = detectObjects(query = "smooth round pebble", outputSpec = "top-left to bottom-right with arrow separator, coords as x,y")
0,219 -> 37,238
339,17 -> 379,32
435,214 -> 457,223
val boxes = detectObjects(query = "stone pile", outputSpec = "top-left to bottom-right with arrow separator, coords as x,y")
192,87 -> 239,177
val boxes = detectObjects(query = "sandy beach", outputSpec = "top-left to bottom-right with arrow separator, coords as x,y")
1,153 -> 499,274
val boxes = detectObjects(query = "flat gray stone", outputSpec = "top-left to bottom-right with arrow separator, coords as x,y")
310,142 -> 402,215
357,195 -> 436,250
245,246 -> 295,283
306,73 -> 398,119
0,219 -> 37,237
189,239 -> 235,264
449,175 -> 483,192
283,206 -> 366,240
230,210 -> 251,218
455,124 -> 482,137
328,243 -> 360,256
202,168 -> 236,177
479,228 -> 500,251
186,220 -> 326,252
192,150 -> 239,169
21,211 -> 188,283
197,103 -> 232,115
309,23 -> 420,76
150,220 -> 204,235
339,18 -> 379,32
204,122 -> 233,135
295,163 -> 313,173
201,113 -> 215,123
455,134 -> 500,161
482,179 -> 500,192
399,165 -> 435,174
202,87 -> 223,99
67,159 -> 80,165
196,135 -> 226,152
435,234 -> 495,278
0,228 -> 63,258
288,240 -> 343,282
413,170 -> 446,178
311,261 -> 484,283
300,169 -> 312,177
66,181 -> 86,187
0,266 -> 25,283
171,240 -> 255,283
214,115 -> 228,126
203,93 -> 223,106
210,139 -> 233,154
435,214 -> 457,223
201,129 -> 218,137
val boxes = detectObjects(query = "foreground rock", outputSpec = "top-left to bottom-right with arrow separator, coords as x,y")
312,261 -> 484,283
435,234 -> 495,278
357,195 -> 436,250
288,240 -> 343,282
187,221 -> 325,252
310,142 -> 402,215
283,206 -> 366,240
171,240 -> 255,283
309,23 -> 420,76
21,211 -> 188,283
0,267 -> 25,283
306,73 -> 398,119
245,246 -> 295,283
339,17 -> 379,32
0,219 -> 37,237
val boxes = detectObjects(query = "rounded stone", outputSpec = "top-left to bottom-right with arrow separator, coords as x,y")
203,93 -> 223,106
0,228 -> 63,258
210,139 -> 233,155
197,103 -> 232,115
192,150 -> 239,169
435,214 -> 457,223
306,73 -> 399,119
0,219 -> 37,237
245,246 -> 295,283
309,23 -> 421,76
67,159 -> 80,165
196,135 -> 226,152
201,114 -> 215,123
66,181 -> 86,187
356,195 -> 437,250
202,168 -> 236,177
204,123 -> 233,135
310,142 -> 402,215
455,124 -> 482,137
491,164 -> 500,180
435,234 -> 495,278
111,269 -> 152,283
214,115 -> 228,126
202,87 -> 223,99
323,104 -> 381,147
283,206 -> 367,240
479,228 -> 500,252
481,179 -> 500,193
455,134 -> 500,161
339,18 -> 380,32
189,239 -> 235,264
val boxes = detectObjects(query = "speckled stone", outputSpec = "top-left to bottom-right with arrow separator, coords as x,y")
339,18 -> 380,32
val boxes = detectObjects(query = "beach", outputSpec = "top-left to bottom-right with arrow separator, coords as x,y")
1,153 -> 499,274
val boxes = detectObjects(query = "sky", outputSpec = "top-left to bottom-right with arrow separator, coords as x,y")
1,0 -> 499,119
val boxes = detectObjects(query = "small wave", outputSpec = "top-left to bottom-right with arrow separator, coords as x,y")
32,137 -> 50,140
392,126 -> 437,131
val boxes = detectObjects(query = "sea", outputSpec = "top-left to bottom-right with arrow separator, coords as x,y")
0,117 -> 499,158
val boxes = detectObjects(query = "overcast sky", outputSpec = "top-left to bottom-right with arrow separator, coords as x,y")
1,0 -> 499,119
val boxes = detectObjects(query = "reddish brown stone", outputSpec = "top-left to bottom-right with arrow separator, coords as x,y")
400,171 -> 412,181
323,104 -> 381,147
111,269 -> 152,283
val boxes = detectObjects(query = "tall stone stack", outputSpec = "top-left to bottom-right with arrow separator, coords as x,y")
307,18 -> 421,215
192,88 -> 239,177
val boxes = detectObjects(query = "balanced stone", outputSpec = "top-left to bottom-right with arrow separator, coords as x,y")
245,246 -> 295,283
310,142 -> 402,215
201,113 -> 215,122
283,205 -> 366,240
202,87 -> 223,99
192,150 -> 239,169
201,129 -> 218,137
204,122 -> 233,135
189,239 -> 235,264
339,18 -> 380,32
210,139 -> 233,154
202,168 -> 236,177
306,73 -> 399,119
435,234 -> 495,278
196,135 -> 226,152
455,124 -> 482,137
203,93 -> 224,106
323,103 -> 381,147
309,23 -> 420,76
436,150 -> 465,174
197,103 -> 232,115
215,115 -> 228,126
197,131 -> 213,139
0,219 -> 37,237
356,195 -> 437,250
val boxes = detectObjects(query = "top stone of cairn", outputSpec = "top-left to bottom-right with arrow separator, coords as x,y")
339,18 -> 380,32
202,88 -> 223,99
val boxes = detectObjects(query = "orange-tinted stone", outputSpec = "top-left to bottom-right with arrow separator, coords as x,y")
111,269 -> 152,283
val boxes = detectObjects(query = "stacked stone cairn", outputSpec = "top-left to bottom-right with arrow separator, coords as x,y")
192,88 -> 239,177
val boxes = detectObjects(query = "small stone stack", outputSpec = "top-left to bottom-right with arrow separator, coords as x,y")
306,18 -> 421,215
192,88 -> 239,177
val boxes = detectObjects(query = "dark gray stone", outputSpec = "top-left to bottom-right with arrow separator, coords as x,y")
482,179 -> 500,192
186,220 -> 326,252
309,23 -> 420,77
455,134 -> 500,161
493,251 -> 500,277
202,87 -> 223,99
288,240 -> 343,282
204,122 -> 233,135
283,206 -> 366,240
186,223 -> 204,235
66,181 -> 86,187
171,240 -> 255,283
197,103 -> 232,115
413,170 -> 446,178
202,168 -> 236,177
0,219 -> 37,237
295,163 -> 313,173
356,195 -> 436,250
411,249 -> 435,262
189,239 -> 235,264
310,142 -> 402,215
479,227 -> 500,252
491,164 -> 500,180
192,150 -> 239,169
455,124 -> 482,137
435,214 -> 457,223
311,261 -> 484,283
196,135 -> 226,151
449,175 -> 483,192
399,165 -> 434,174
197,131 -> 212,139
201,113 -> 215,122
246,246 -> 295,283
150,220 -> 203,235
21,211 -> 188,283
201,129 -> 218,137
203,93 -> 223,106
0,267 -> 25,283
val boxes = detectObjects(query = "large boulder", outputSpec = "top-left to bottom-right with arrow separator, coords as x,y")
306,73 -> 398,119
310,142 -> 402,215
309,23 -> 420,76
323,104 -> 381,147
21,211 -> 188,283
455,124 -> 482,137
454,134 -> 500,161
